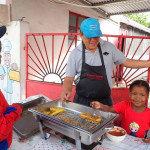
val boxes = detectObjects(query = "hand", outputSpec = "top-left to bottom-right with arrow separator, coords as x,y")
61,91 -> 72,102
16,103 -> 23,110
142,137 -> 150,143
90,101 -> 101,110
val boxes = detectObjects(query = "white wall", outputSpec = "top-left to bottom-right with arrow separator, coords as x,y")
0,21 -> 29,103
0,21 -> 21,104
12,0 -> 103,33
12,0 -> 120,34
20,21 -> 30,100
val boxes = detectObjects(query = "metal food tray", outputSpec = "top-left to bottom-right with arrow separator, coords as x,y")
29,99 -> 118,146
13,95 -> 50,139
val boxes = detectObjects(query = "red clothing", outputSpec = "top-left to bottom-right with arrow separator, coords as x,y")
114,101 -> 150,138
0,91 -> 22,147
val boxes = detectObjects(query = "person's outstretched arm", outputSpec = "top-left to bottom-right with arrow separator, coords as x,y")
90,101 -> 116,113
122,58 -> 150,68
61,76 -> 74,102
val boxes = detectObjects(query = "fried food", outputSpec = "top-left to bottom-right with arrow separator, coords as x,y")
43,110 -> 51,115
43,107 -> 66,116
79,113 -> 102,123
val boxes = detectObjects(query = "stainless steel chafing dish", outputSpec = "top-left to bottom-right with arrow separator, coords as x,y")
29,99 -> 118,150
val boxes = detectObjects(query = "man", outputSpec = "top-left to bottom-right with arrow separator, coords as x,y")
61,18 -> 150,107
0,26 -> 22,150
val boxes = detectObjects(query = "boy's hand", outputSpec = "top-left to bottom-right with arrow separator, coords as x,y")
90,101 -> 102,110
16,103 -> 23,110
142,137 -> 150,143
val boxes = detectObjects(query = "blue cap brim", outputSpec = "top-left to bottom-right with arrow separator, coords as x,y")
84,30 -> 103,38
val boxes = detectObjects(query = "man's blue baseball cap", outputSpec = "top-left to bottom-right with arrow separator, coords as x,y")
80,18 -> 103,38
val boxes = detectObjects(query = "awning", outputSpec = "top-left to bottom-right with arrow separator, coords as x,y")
54,0 -> 150,17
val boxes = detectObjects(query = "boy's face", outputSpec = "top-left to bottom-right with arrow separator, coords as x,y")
130,85 -> 149,108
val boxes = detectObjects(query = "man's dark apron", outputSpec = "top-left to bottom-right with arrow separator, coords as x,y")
73,43 -> 112,106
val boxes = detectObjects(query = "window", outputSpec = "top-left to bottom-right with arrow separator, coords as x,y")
69,12 -> 88,48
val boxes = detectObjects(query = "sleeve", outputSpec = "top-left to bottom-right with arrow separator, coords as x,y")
0,66 -> 5,76
113,101 -> 127,114
10,104 -> 22,121
110,42 -> 127,65
0,104 -> 22,142
0,91 -> 8,113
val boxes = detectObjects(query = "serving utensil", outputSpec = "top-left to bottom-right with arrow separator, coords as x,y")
92,104 -> 96,118
144,130 -> 150,139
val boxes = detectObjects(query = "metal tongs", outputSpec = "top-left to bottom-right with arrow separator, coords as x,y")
144,130 -> 150,139
92,104 -> 96,118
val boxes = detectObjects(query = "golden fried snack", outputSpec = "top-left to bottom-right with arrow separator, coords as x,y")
79,113 -> 102,123
43,107 -> 66,116
43,110 -> 51,115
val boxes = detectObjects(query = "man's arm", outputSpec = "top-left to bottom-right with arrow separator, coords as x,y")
61,76 -> 74,101
122,58 -> 150,68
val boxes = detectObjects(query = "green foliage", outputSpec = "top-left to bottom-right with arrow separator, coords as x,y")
125,13 -> 150,28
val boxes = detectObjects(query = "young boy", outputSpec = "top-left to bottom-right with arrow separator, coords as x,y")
0,26 -> 22,149
91,80 -> 150,143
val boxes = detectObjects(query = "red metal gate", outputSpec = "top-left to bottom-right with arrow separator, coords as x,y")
25,33 -> 150,103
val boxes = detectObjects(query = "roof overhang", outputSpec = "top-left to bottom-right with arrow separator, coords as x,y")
54,0 -> 150,18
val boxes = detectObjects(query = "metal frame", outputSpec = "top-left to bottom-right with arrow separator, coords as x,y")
25,33 -> 150,99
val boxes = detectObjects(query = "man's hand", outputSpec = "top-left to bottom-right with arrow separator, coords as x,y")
61,76 -> 74,102
61,91 -> 72,102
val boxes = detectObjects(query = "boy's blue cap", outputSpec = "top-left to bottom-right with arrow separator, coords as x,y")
81,18 -> 103,38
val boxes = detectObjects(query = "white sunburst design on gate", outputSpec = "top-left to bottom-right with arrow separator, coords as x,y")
26,33 -> 80,84
26,33 -> 150,87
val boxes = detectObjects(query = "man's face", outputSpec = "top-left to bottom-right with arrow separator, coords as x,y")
80,33 -> 100,52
